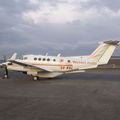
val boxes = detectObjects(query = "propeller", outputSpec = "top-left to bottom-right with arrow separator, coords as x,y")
0,53 -> 17,79
3,55 -> 7,62
0,55 -> 9,79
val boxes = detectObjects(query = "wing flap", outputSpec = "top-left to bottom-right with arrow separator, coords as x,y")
78,65 -> 98,70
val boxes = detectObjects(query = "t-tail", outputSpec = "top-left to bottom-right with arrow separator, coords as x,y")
89,40 -> 119,65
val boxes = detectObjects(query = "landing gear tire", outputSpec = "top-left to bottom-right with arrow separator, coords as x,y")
33,76 -> 39,81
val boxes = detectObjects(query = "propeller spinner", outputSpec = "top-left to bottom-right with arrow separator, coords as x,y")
0,53 -> 17,79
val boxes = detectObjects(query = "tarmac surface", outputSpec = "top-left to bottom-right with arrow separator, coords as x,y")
0,70 -> 120,120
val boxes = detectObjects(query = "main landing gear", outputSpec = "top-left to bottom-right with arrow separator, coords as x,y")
33,76 -> 39,81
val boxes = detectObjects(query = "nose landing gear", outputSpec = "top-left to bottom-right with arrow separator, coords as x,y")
3,74 -> 8,79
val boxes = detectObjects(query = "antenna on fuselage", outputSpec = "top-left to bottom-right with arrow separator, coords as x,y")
57,53 -> 61,57
45,53 -> 48,56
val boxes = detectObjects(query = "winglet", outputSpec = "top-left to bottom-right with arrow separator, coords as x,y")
10,53 -> 17,60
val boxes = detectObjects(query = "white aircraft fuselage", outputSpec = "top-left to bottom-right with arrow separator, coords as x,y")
7,55 -> 97,77
1,40 -> 119,80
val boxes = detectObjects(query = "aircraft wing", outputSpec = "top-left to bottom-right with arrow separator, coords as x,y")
9,60 -> 53,72
66,65 -> 98,74
78,65 -> 98,70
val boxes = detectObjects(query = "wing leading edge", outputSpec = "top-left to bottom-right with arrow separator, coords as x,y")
9,60 -> 53,72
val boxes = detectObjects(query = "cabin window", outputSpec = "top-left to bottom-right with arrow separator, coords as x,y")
34,58 -> 37,61
68,60 -> 71,63
38,58 -> 41,61
43,58 -> 46,61
60,59 -> 64,62
47,58 -> 50,61
53,59 -> 56,62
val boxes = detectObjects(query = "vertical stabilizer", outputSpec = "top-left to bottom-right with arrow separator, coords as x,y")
90,40 -> 119,65
10,53 -> 17,60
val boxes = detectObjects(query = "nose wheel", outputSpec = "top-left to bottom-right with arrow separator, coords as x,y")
2,66 -> 9,79
33,76 -> 39,81
3,74 -> 8,79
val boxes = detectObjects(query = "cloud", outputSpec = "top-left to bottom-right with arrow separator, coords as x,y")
22,0 -> 120,25
22,1 -> 79,24
22,0 -> 95,24
0,0 -> 120,56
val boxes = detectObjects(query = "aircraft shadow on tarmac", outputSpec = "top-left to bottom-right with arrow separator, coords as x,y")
0,69 -> 120,82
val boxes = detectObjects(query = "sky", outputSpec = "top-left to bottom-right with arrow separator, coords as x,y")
0,0 -> 120,57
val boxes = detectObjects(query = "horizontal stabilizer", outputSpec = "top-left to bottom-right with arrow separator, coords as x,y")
104,40 -> 119,45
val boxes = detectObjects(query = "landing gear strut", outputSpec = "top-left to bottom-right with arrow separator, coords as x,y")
3,66 -> 9,79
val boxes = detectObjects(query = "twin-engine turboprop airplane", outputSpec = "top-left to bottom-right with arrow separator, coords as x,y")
0,40 -> 119,80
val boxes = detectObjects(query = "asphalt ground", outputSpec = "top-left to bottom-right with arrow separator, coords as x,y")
0,70 -> 120,120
